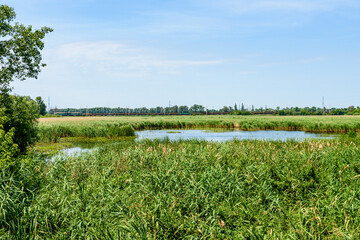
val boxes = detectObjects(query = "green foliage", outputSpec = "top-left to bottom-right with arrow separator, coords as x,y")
0,95 -> 39,152
0,109 -> 19,169
39,116 -> 360,141
0,4 -> 52,93
348,131 -> 357,138
0,4 -> 51,153
0,127 -> 19,169
278,110 -> 285,115
0,155 -> 46,238
35,96 -> 47,115
329,109 -> 346,115
39,123 -> 135,143
232,110 -> 251,115
2,138 -> 360,238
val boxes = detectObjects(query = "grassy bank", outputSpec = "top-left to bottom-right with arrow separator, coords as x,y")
38,123 -> 135,143
2,137 -> 360,238
38,115 -> 360,142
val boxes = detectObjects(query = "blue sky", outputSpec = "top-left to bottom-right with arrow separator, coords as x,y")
4,0 -> 360,109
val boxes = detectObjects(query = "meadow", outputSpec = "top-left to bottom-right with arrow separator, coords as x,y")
2,115 -> 360,239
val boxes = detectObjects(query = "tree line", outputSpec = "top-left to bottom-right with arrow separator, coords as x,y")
48,103 -> 360,116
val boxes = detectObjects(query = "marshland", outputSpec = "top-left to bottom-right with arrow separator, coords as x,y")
2,115 -> 360,239
2,1 -> 360,239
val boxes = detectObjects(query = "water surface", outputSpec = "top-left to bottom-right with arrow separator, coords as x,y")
50,129 -> 334,161
136,129 -> 333,142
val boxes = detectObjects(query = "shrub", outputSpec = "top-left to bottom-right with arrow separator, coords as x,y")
0,95 -> 39,153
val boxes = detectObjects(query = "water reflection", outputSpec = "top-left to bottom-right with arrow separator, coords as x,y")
49,129 -> 334,161
136,129 -> 334,142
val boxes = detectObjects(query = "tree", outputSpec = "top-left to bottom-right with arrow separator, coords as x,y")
220,106 -> 229,113
189,104 -> 205,113
1,5 -> 53,93
0,5 -> 52,153
36,96 -> 47,115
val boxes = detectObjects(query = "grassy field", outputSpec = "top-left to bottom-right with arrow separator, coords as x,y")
2,137 -> 360,239
38,115 -> 360,143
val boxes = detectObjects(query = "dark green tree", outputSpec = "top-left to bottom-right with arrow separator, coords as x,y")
35,96 -> 47,115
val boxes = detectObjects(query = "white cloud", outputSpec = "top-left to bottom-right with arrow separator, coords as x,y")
45,41 -> 223,78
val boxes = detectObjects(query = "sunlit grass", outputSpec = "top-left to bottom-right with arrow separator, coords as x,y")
38,115 -> 360,144
2,136 -> 360,238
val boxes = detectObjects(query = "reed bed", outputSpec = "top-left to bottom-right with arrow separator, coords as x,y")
38,115 -> 360,143
2,137 -> 360,239
38,124 -> 135,143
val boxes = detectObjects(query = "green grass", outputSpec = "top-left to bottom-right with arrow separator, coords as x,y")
38,123 -> 135,143
2,136 -> 360,239
38,115 -> 360,143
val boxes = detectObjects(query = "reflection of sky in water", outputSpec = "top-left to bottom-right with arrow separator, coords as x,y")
50,130 -> 334,161
50,147 -> 95,162
136,129 -> 334,142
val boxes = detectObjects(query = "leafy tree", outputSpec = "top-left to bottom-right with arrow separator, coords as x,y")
348,106 -> 355,113
179,105 -> 189,114
0,5 -> 52,153
220,106 -> 229,113
1,5 -> 53,93
35,96 -> 47,115
189,104 -> 205,113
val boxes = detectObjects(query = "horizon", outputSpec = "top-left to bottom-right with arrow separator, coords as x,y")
4,0 -> 360,109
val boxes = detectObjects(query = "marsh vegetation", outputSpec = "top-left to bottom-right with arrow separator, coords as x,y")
1,115 -> 359,238
2,136 -> 360,239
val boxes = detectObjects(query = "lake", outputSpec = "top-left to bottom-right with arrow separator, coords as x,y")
49,129 -> 334,161
136,129 -> 333,142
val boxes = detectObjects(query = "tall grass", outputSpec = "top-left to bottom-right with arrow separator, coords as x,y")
38,115 -> 360,143
2,137 -> 360,238
38,124 -> 135,143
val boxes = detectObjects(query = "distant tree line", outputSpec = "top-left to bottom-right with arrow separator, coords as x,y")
48,103 -> 360,116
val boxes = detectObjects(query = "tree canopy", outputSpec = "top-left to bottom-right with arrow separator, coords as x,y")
0,4 -> 52,93
0,4 -> 52,155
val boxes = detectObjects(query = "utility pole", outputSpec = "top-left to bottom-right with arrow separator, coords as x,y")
47,97 -> 50,112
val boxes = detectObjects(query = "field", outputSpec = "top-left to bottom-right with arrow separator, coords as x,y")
2,115 -> 360,239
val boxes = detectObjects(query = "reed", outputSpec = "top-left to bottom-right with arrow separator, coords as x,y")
38,124 -> 135,143
38,115 -> 360,143
2,136 -> 360,238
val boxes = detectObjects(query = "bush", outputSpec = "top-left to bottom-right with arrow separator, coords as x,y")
0,95 -> 39,153
0,126 -> 19,170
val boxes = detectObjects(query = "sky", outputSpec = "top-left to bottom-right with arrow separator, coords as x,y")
3,0 -> 360,109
